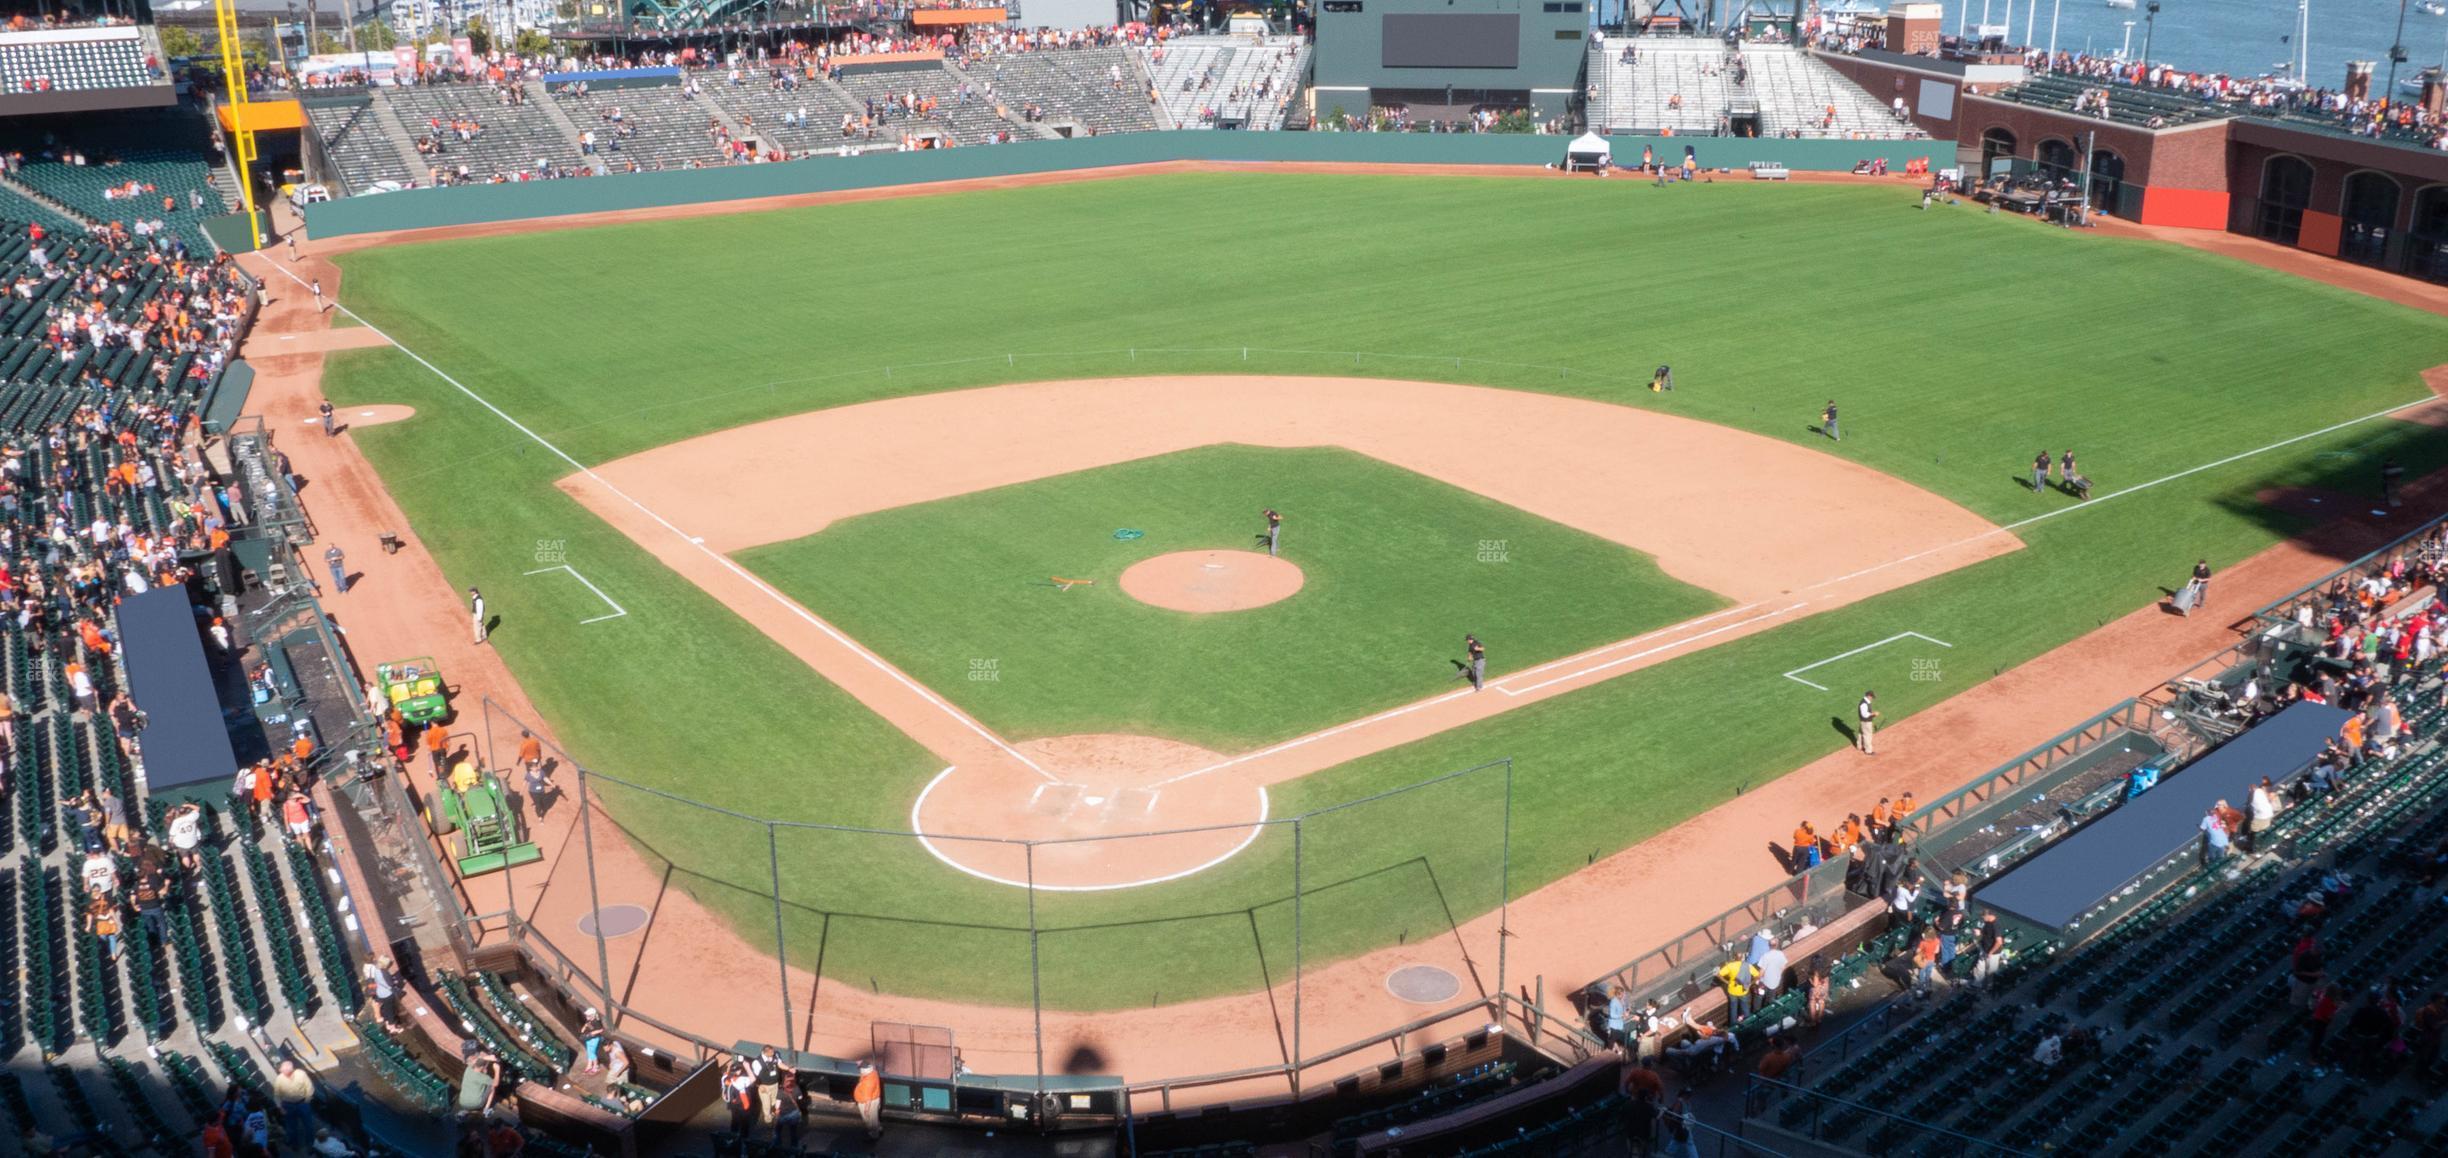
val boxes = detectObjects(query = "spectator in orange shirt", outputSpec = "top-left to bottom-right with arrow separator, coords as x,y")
422,724 -> 449,776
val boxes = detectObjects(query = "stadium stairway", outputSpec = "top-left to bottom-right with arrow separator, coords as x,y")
367,97 -> 435,185
528,85 -> 606,175
700,72 -> 872,154
305,102 -> 419,195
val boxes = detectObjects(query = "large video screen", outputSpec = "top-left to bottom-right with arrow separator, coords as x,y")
1381,13 -> 1520,68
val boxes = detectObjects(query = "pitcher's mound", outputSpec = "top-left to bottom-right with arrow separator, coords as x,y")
1120,550 -> 1303,613
913,734 -> 1268,890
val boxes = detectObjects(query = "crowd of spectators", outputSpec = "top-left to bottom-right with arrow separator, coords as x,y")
1785,790 -> 1918,874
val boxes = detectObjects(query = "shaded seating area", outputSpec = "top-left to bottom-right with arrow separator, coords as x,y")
304,100 -> 418,193
0,29 -> 159,93
1997,72 -> 2236,129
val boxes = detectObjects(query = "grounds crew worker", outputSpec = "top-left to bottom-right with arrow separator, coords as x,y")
1856,690 -> 1879,755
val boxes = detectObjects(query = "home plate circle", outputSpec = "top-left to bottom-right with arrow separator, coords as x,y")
912,734 -> 1269,891
1387,964 -> 1461,1004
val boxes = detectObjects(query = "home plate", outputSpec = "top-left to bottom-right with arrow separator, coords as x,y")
1085,795 -> 1107,806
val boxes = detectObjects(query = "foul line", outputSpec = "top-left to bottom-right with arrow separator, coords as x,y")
522,564 -> 628,624
264,260 -> 1055,784
287,251 -> 2440,806
910,766 -> 1272,892
1781,631 -> 1953,691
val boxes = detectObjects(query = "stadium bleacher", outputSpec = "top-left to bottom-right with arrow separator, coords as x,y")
984,45 -> 1161,135
1587,37 -> 1923,139
1996,71 -> 2237,129
1140,37 -> 1305,130
700,71 -> 872,154
556,83 -> 735,169
0,28 -> 161,95
387,82 -> 583,182
304,100 -> 420,193
835,62 -> 1019,146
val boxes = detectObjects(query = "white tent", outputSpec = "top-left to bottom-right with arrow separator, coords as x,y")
1564,132 -> 1613,173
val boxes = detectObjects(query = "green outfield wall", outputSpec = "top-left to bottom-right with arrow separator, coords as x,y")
302,131 -> 1933,238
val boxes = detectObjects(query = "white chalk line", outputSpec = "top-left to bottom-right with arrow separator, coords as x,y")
521,564 -> 629,624
910,766 -> 1272,892
1142,383 -> 2440,788
1781,631 -> 1953,692
296,253 -> 2441,819
1500,602 -> 1811,697
266,259 -> 1055,784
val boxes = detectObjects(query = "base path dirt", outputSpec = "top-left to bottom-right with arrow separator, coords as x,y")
561,374 -> 2016,892
243,172 -> 2448,1109
1119,549 -> 1304,613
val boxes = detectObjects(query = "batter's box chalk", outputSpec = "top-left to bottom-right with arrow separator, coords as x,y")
1115,788 -> 1161,819
1028,783 -> 1084,816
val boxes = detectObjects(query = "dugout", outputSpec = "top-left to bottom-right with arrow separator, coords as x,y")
1312,0 -> 1589,124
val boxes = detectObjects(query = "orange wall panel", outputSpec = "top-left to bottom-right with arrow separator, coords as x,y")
2297,209 -> 2343,256
2136,185 -> 2228,230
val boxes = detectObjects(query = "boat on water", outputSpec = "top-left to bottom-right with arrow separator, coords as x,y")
2104,0 -> 2134,8
2422,1 -> 2447,16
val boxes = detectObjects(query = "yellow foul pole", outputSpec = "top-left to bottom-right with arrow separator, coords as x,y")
214,0 -> 263,247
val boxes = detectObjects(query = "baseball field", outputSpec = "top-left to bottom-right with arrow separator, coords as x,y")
316,169 -> 2448,1010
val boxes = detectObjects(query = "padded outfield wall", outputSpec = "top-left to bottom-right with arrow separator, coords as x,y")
302,131 -> 1934,238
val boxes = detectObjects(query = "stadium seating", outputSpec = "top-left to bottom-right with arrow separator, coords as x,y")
835,63 -> 1018,146
700,72 -> 871,154
557,84 -> 734,169
1996,72 -> 2234,128
0,30 -> 160,94
1754,695 -> 2448,1154
1587,37 -> 1922,139
1141,37 -> 1304,130
387,83 -> 583,181
305,100 -> 421,193
986,45 -> 1162,135
13,147 -> 226,251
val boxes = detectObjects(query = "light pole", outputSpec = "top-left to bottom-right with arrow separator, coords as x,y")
2140,0 -> 2158,66
2120,19 -> 2133,58
2387,0 -> 2414,103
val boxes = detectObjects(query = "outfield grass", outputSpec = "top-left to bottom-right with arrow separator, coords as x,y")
739,445 -> 1723,750
324,172 -> 2448,1009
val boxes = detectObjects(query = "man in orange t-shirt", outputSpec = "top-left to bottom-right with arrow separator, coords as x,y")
854,1061 -> 884,1139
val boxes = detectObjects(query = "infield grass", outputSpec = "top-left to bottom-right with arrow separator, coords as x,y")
739,445 -> 1724,750
323,171 -> 2448,1009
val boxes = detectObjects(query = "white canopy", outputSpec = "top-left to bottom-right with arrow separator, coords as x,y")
1568,132 -> 1612,158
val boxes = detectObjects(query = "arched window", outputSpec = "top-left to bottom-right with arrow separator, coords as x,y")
2404,186 -> 2448,283
2089,149 -> 2128,217
2036,138 -> 2078,183
1980,127 -> 2017,177
2340,171 -> 2403,267
2255,155 -> 2315,245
